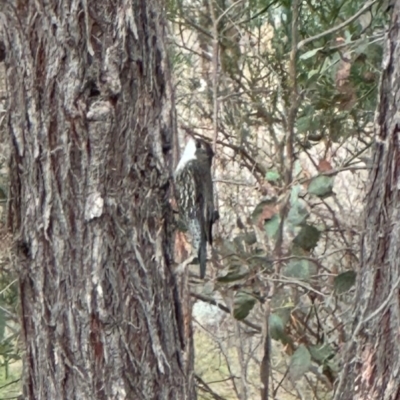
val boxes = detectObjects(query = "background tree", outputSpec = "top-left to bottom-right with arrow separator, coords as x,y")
334,3 -> 400,399
167,0 -> 386,398
0,0 -> 392,398
0,1 -> 196,399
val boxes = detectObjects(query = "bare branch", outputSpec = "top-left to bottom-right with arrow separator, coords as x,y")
191,292 -> 261,332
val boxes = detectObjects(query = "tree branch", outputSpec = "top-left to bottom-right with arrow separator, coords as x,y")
191,292 -> 261,332
297,0 -> 378,50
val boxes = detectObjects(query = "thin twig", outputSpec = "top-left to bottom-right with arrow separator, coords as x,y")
233,318 -> 249,399
297,0 -> 378,50
260,302 -> 271,400
207,0 -> 219,156
191,292 -> 261,332
0,279 -> 17,296
195,374 -> 228,400
216,0 -> 245,24
274,0 -> 300,263
213,179 -> 254,186
0,378 -> 20,391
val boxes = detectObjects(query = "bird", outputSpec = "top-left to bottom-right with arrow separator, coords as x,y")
174,137 -> 217,278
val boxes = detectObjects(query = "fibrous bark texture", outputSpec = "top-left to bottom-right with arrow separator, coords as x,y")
334,5 -> 400,400
0,1 -> 195,399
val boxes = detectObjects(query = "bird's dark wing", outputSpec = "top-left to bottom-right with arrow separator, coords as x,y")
204,205 -> 214,245
175,163 -> 204,220
199,165 -> 214,246
175,162 -> 207,278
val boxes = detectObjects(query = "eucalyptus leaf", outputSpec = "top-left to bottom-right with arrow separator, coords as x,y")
334,270 -> 356,294
233,291 -> 256,320
296,115 -> 313,133
265,214 -> 280,239
294,160 -> 302,178
283,259 -> 317,281
288,198 -> 309,227
217,265 -> 249,283
240,231 -> 257,246
265,170 -> 280,182
293,224 -> 321,251
289,345 -> 311,381
251,199 -> 277,224
308,175 -> 334,198
300,47 -> 323,60
309,344 -> 334,364
290,184 -> 301,205
307,69 -> 319,79
219,239 -> 239,257
269,314 -> 287,342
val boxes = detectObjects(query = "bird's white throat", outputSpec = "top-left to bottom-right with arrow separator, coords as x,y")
175,138 -> 197,173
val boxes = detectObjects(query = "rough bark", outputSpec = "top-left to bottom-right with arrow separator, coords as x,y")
0,1 -> 195,399
334,4 -> 400,400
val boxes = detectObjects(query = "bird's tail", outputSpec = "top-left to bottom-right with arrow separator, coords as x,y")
198,240 -> 207,279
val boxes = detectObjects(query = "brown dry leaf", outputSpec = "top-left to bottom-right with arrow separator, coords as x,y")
337,88 -> 357,111
257,204 -> 278,229
318,159 -> 333,173
336,58 -> 351,89
334,43 -> 358,111
363,71 -> 376,83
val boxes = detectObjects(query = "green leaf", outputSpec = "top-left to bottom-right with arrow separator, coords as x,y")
290,184 -> 301,205
243,231 -> 257,245
233,235 -> 246,253
309,344 -> 334,364
296,115 -> 313,133
308,132 -> 324,141
299,47 -> 323,60
265,170 -> 280,182
293,224 -> 321,251
247,253 -> 273,273
308,175 -> 334,198
234,232 -> 257,246
233,291 -> 257,320
354,38 -> 369,56
283,259 -> 317,281
269,313 -> 292,345
218,239 -> 238,257
217,265 -> 249,283
202,280 -> 215,295
334,270 -> 356,294
265,214 -> 280,239
307,69 -> 320,79
288,198 -> 309,227
269,314 -> 285,341
316,51 -> 342,79
289,345 -> 311,381
251,199 -> 277,224
294,160 -> 302,178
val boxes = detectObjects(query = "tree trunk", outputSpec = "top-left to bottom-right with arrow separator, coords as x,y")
0,1 -> 195,399
334,4 -> 400,400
